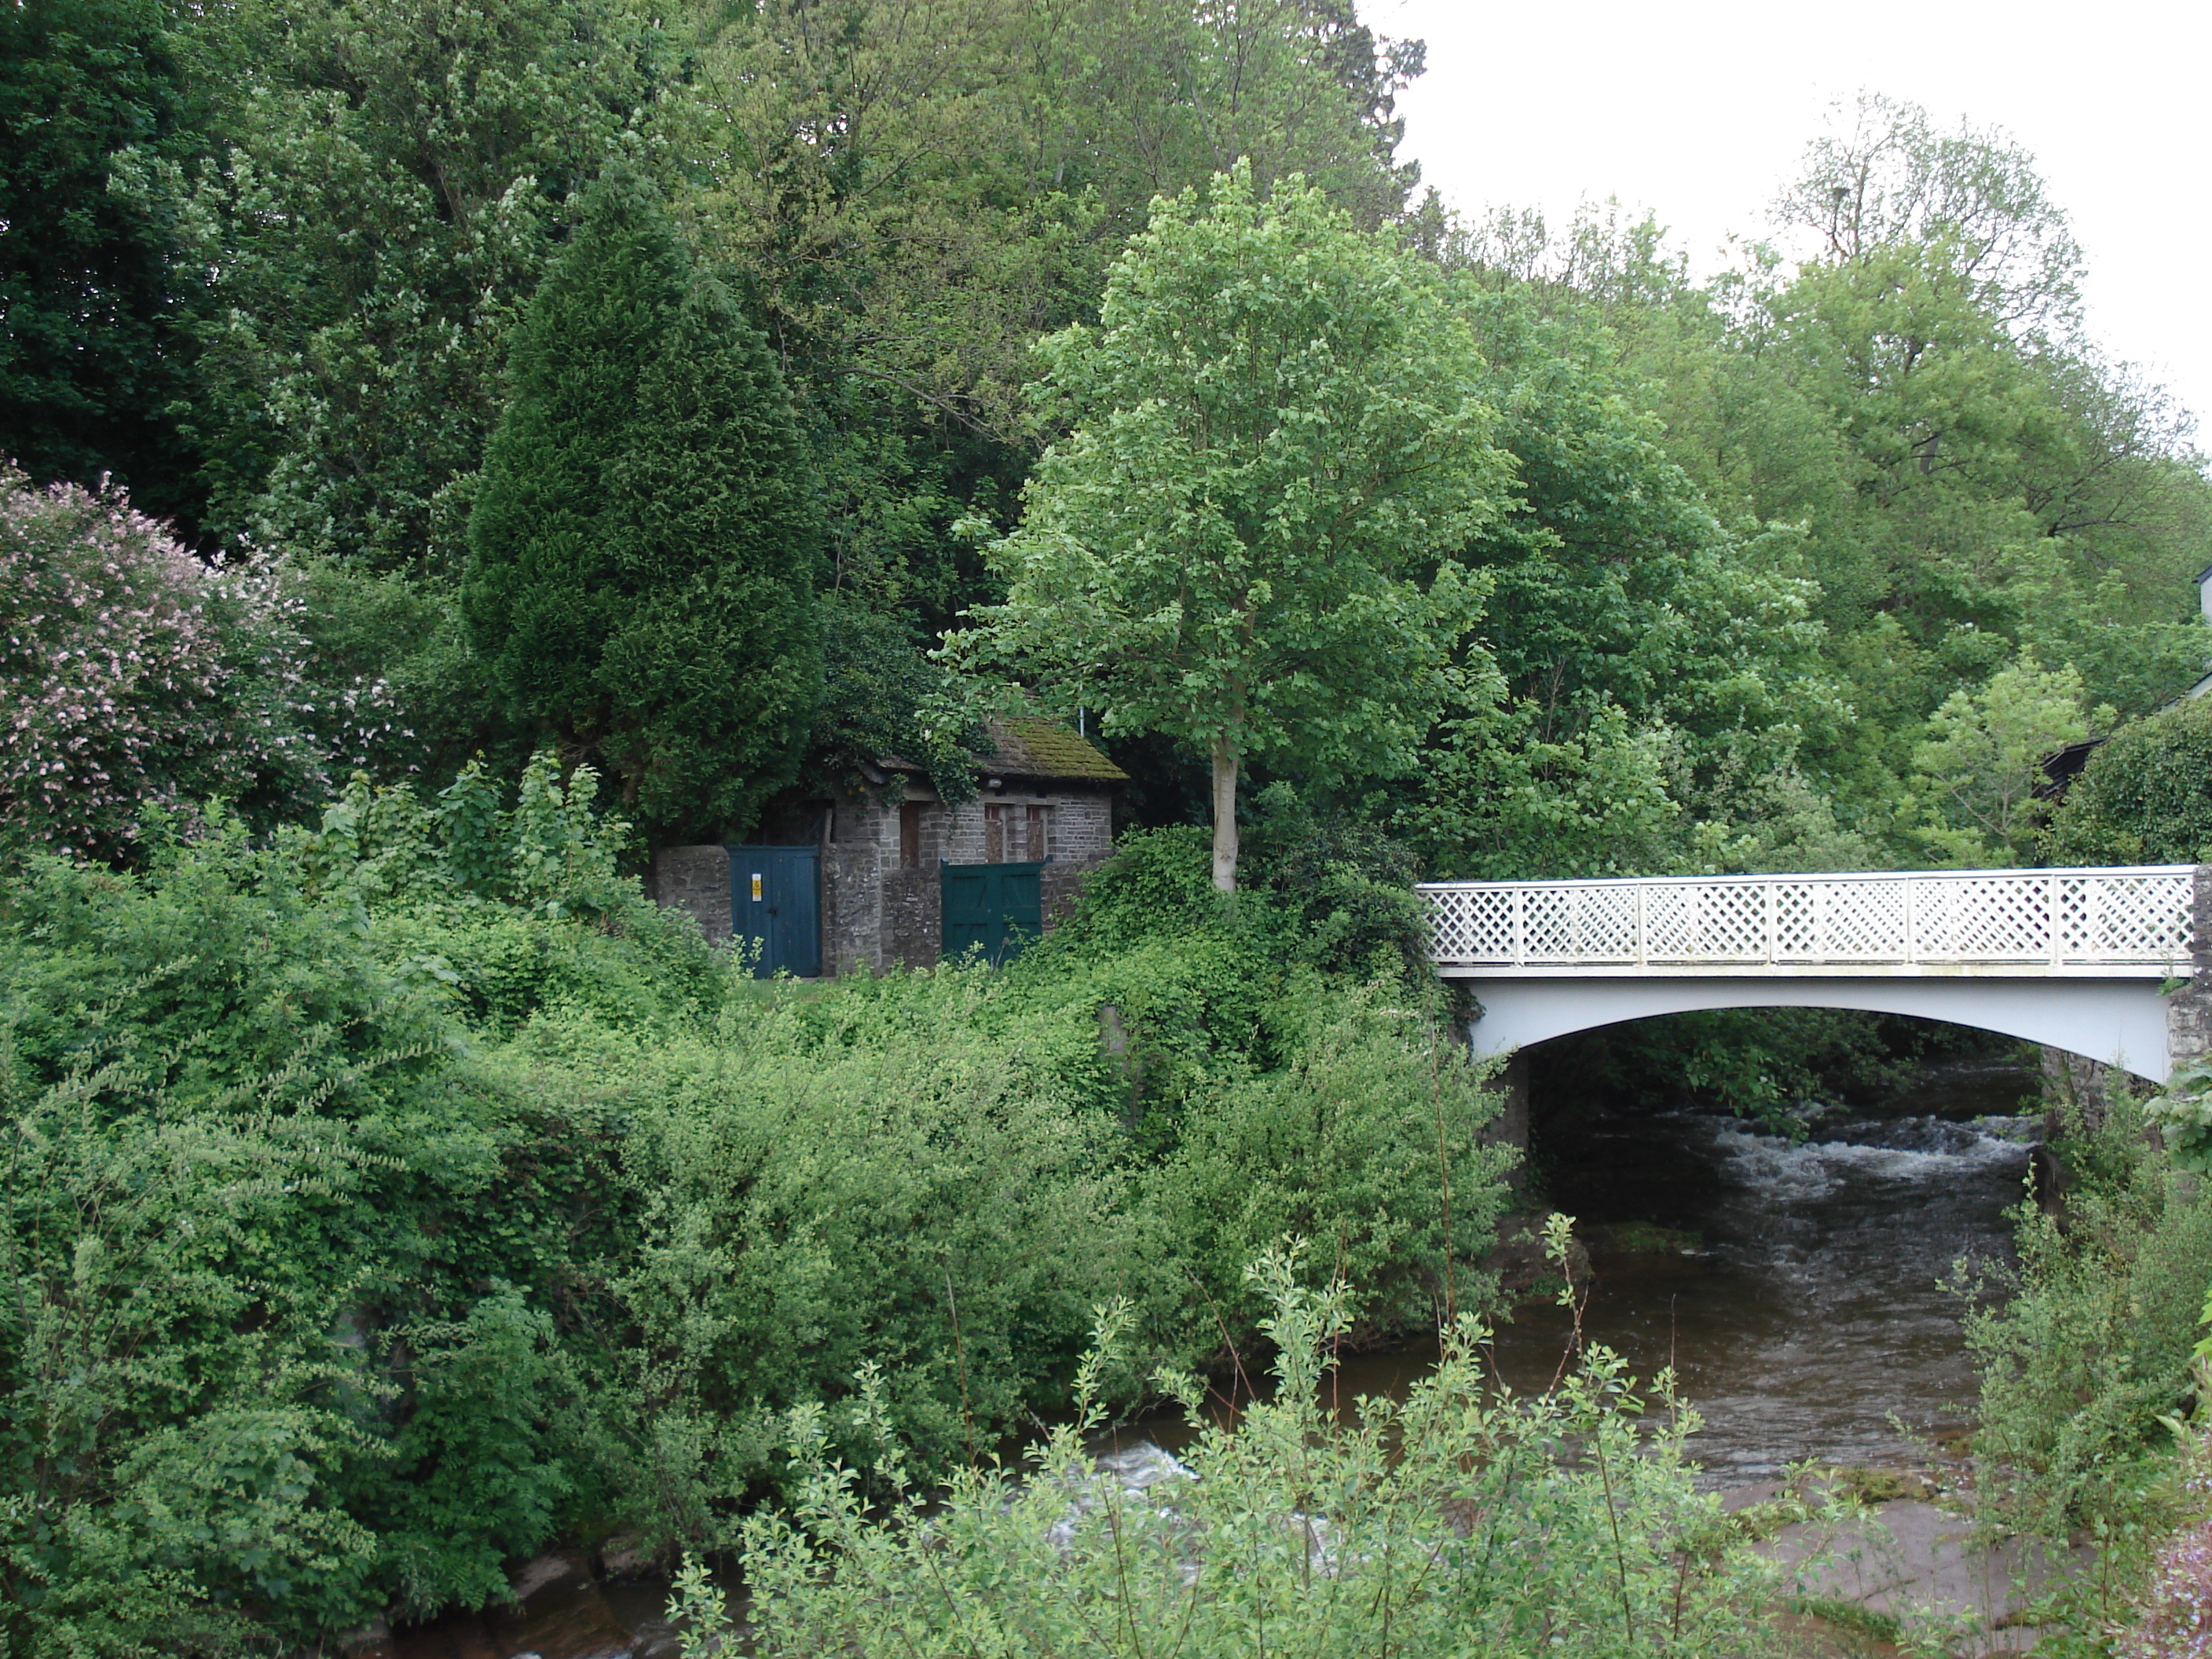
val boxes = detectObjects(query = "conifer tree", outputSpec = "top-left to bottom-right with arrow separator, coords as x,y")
464,166 -> 822,837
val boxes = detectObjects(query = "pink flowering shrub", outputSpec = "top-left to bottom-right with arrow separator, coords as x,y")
0,463 -> 323,860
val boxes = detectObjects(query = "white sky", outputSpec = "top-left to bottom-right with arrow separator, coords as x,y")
1372,0 -> 2212,441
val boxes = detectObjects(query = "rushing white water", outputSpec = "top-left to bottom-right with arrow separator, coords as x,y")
1475,1073 -> 2038,1483
1101,1065 -> 2041,1486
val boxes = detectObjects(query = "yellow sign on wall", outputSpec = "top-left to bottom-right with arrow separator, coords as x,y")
750,873 -> 764,902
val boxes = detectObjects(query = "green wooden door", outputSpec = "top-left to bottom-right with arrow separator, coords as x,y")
941,859 -> 1049,965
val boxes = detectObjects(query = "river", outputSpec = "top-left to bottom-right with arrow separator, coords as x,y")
1309,1060 -> 2041,1485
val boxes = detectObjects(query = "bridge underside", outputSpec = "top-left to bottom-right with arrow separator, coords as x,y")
1456,974 -> 2181,1083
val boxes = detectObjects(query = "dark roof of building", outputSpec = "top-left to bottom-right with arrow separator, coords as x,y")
880,717 -> 1128,785
2034,736 -> 2105,802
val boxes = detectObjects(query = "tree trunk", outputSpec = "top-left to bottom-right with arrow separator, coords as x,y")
1210,732 -> 1239,893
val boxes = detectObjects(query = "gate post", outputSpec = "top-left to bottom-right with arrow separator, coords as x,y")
2166,864 -> 2212,1075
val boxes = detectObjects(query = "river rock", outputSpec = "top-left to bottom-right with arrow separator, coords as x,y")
486,1551 -> 639,1659
591,1533 -> 658,1581
1761,1497 -> 2088,1652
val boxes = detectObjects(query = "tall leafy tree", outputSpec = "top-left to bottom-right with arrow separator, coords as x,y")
465,167 -> 822,837
1909,653 -> 2101,866
148,0 -> 661,570
0,0 -> 207,526
958,163 -> 1504,891
677,0 -> 1427,621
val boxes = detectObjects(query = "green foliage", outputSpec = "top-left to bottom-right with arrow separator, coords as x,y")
808,594 -> 991,806
467,167 -> 824,837
1962,1091 -> 2212,1540
1135,982 -> 1511,1349
1434,98 -> 2212,875
1910,653 -> 2105,865
2042,693 -> 2212,866
596,977 -> 1130,1544
679,0 -> 1426,621
282,561 -> 524,786
148,0 -> 663,571
0,844 -> 548,1643
1240,783 -> 1434,983
0,1060 -> 386,1651
0,772 -> 1512,1639
720,1247 -> 1787,1658
2144,1058 -> 2212,1175
1382,281 -> 1846,881
0,0 -> 207,526
958,162 -> 1507,888
0,765 -> 723,1646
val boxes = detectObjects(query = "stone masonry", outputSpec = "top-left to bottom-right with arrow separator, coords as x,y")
2166,862 -> 2212,1069
647,844 -> 734,945
647,716 -> 1126,976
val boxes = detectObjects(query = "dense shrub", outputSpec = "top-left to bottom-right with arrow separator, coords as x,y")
1961,1089 -> 2212,1563
0,829 -> 588,1646
584,979 -> 1130,1547
0,769 -> 1512,1644
712,1247 -> 1791,1659
0,465 -> 320,862
2042,694 -> 2212,866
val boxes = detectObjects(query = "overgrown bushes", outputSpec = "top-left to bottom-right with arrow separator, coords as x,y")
711,1246 -> 1790,1659
0,772 -> 1510,1649
2042,693 -> 2212,866
1963,1090 -> 2212,1539
1956,1085 -> 2212,1647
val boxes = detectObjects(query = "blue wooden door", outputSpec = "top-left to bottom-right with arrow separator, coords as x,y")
941,859 -> 1048,965
728,845 -> 821,977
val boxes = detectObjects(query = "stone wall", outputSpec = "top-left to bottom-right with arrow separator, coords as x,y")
822,840 -> 881,979
650,844 -> 731,943
934,788 -> 1113,866
2166,862 -> 2212,1070
847,786 -> 1115,972
650,789 -> 1119,975
883,867 -> 939,969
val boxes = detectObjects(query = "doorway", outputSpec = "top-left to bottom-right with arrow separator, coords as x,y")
728,845 -> 821,977
941,858 -> 1049,965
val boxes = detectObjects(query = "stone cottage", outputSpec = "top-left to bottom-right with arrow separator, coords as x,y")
650,717 -> 1127,976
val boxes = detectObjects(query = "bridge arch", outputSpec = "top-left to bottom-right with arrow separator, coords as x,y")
1418,865 -> 2210,1087
1461,974 -> 2177,1083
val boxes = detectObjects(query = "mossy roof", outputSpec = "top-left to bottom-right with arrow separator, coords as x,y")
984,717 -> 1130,782
879,716 -> 1127,785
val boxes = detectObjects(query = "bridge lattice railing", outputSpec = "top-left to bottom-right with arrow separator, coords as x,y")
1419,866 -> 2197,969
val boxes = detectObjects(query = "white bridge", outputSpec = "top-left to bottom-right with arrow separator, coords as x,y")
1419,866 -> 2207,1082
